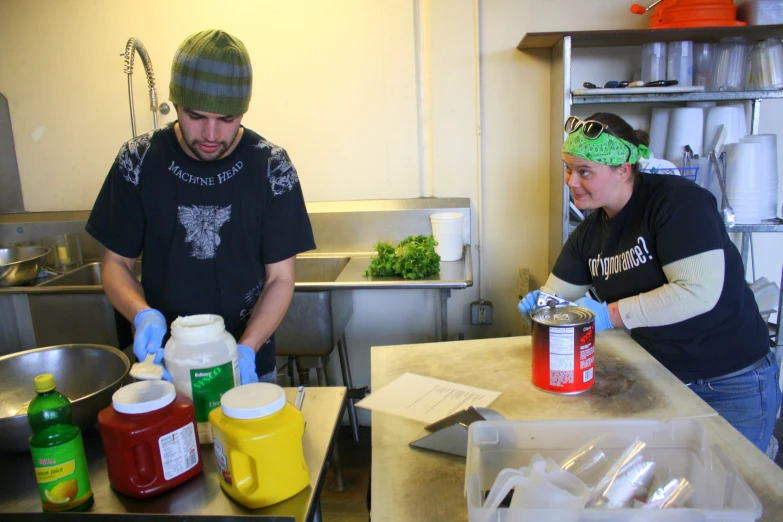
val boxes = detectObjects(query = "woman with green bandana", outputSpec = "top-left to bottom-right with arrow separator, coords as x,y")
519,112 -> 781,456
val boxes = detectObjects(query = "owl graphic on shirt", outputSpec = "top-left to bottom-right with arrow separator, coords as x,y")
177,205 -> 232,260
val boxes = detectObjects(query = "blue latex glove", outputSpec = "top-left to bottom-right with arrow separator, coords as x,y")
517,290 -> 541,325
575,297 -> 613,332
133,309 -> 167,364
237,344 -> 259,385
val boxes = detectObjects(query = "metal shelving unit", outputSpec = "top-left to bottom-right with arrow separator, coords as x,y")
733,221 -> 783,233
572,90 -> 783,105
518,26 -> 783,349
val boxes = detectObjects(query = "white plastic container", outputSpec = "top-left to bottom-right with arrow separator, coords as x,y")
430,212 -> 464,262
164,314 -> 239,444
465,419 -> 762,521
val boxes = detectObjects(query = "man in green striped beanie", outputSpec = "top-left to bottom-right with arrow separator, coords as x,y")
170,29 -> 252,118
87,29 -> 316,390
170,29 -> 253,161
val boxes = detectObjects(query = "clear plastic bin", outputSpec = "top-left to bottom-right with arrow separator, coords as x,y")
465,419 -> 762,522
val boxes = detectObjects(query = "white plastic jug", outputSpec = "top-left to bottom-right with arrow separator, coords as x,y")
164,314 -> 239,444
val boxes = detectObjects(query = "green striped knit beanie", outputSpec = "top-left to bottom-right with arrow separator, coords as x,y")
169,30 -> 252,116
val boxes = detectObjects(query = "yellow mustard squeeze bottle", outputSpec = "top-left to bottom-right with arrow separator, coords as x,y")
209,383 -> 309,508
28,374 -> 94,512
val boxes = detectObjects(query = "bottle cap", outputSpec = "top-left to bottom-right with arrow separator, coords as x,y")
34,374 -> 55,393
112,380 -> 177,414
220,383 -> 286,420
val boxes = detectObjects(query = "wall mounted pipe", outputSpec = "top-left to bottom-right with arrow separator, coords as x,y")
414,0 -> 435,198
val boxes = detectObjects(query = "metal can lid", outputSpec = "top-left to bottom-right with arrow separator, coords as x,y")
531,305 -> 595,326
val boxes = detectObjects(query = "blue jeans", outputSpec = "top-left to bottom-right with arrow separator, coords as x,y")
687,352 -> 782,453
258,368 -> 277,384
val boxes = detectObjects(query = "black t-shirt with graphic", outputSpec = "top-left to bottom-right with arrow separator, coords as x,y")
87,123 -> 315,375
552,174 -> 768,381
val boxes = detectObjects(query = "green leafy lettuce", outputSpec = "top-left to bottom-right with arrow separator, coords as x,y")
363,235 -> 441,279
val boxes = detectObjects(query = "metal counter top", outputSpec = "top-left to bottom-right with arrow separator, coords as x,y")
328,249 -> 472,290
0,250 -> 473,295
370,331 -> 783,521
0,387 -> 346,521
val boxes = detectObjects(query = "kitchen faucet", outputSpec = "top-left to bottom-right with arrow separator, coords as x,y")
124,37 -> 169,138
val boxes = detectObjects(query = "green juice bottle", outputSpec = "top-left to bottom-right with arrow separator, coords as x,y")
28,374 -> 94,512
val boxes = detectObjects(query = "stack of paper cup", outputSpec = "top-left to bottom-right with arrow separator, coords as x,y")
665,108 -> 703,161
725,142 -> 764,223
430,212 -> 464,261
649,108 -> 671,159
740,134 -> 778,219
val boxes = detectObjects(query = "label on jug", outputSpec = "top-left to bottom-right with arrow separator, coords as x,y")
159,423 -> 200,480
190,360 -> 240,423
213,437 -> 233,485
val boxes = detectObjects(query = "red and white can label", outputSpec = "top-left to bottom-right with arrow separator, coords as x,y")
531,306 -> 595,394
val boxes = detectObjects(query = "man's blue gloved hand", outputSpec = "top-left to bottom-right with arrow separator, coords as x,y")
575,297 -> 613,332
237,344 -> 259,385
133,309 -> 167,364
517,290 -> 541,325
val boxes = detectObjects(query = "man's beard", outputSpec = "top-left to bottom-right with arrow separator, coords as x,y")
181,128 -> 237,161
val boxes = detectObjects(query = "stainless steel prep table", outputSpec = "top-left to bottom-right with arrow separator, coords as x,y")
0,249 -> 472,345
0,387 -> 345,522
370,330 -> 783,521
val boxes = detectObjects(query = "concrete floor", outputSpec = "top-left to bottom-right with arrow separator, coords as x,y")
319,426 -> 371,522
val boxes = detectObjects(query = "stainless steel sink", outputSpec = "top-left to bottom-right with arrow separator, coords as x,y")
25,257 -> 353,354
38,262 -> 141,286
294,256 -> 349,283
40,258 -> 346,286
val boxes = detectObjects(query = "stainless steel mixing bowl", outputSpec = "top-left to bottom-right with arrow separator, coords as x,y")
0,344 -> 130,452
0,246 -> 50,287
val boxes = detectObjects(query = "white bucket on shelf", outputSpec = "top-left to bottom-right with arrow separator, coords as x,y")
430,212 -> 464,262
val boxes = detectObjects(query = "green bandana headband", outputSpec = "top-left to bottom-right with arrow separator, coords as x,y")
562,130 -> 651,166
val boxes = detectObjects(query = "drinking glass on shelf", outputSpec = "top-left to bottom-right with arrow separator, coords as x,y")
747,38 -> 783,91
693,43 -> 715,87
641,42 -> 667,84
712,37 -> 750,91
667,41 -> 694,87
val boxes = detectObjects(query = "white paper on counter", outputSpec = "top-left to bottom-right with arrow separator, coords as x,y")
356,372 -> 501,424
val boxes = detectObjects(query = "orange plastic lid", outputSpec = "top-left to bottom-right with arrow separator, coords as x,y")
648,0 -> 747,29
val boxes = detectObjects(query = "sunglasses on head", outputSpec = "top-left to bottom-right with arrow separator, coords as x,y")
564,116 -> 612,139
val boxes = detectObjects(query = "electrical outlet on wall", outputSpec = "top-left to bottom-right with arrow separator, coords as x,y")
470,299 -> 493,325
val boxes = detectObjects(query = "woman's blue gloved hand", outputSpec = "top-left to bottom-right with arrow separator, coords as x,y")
575,297 -> 613,332
133,309 -> 167,364
517,290 -> 541,325
237,344 -> 259,385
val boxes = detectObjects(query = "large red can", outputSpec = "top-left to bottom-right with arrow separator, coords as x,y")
531,305 -> 595,394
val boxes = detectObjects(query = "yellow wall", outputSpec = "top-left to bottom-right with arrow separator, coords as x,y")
0,0 -> 421,210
